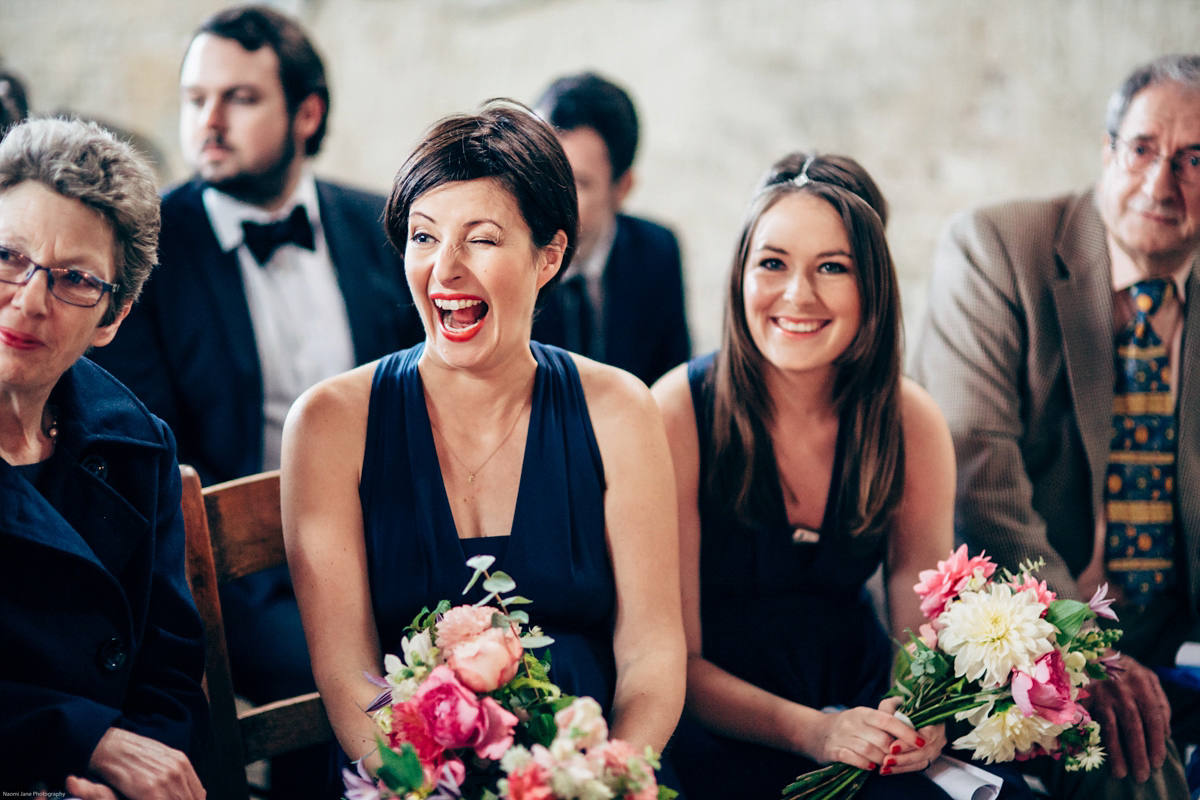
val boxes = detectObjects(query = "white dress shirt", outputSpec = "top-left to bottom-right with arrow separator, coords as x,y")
202,172 -> 356,470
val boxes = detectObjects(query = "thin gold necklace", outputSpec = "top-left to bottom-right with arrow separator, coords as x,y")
430,395 -> 530,484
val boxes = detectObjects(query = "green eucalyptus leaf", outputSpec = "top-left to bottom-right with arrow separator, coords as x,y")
483,572 -> 517,594
462,555 -> 495,594
521,633 -> 555,648
466,554 -> 496,571
501,595 -> 533,605
504,610 -> 530,625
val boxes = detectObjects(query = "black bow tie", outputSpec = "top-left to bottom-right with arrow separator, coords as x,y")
241,205 -> 315,265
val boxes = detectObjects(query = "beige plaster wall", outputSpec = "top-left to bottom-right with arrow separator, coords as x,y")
2,0 -> 1195,354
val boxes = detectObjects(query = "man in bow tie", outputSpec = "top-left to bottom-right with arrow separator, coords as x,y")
90,6 -> 422,796
914,55 -> 1200,799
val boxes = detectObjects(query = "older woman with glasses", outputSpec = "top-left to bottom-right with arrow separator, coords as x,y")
0,118 -> 207,800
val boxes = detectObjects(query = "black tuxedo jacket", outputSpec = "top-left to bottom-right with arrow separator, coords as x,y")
532,213 -> 690,386
91,179 -> 423,486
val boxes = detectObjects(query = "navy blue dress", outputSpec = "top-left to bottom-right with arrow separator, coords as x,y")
359,342 -> 617,717
673,354 -> 951,800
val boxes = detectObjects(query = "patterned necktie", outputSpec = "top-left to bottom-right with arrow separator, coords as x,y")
1104,278 -> 1177,605
241,205 -> 315,266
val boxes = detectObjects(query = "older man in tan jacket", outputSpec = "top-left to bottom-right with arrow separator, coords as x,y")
915,54 -> 1200,799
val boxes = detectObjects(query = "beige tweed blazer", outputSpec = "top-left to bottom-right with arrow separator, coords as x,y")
912,189 -> 1200,656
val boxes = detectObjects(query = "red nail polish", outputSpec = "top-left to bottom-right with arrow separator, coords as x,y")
916,737 -> 926,747
891,743 -> 902,755
881,767 -> 892,776
868,763 -> 876,770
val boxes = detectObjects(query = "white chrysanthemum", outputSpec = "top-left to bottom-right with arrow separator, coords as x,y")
1067,743 -> 1106,772
953,704 -> 1065,763
937,585 -> 1056,688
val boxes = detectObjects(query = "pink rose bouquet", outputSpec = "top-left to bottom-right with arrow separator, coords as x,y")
782,546 -> 1122,799
347,556 -> 676,800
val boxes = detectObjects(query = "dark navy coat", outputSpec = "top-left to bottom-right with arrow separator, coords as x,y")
0,358 -> 208,790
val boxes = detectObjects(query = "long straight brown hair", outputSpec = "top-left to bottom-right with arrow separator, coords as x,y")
707,153 -> 905,539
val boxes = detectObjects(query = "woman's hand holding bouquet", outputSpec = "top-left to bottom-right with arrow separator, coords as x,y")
782,545 -> 1122,799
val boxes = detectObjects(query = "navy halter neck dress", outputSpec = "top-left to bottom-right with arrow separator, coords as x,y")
359,341 -> 617,715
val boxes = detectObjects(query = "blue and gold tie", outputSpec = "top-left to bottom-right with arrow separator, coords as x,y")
1105,279 -> 1178,606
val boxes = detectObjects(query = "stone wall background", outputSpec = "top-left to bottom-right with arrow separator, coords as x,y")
2,0 -> 1195,356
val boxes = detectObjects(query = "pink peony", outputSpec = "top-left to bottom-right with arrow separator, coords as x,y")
389,697 -> 447,768
1012,650 -> 1079,726
436,605 -> 499,652
475,696 -> 520,759
407,666 -> 518,760
505,762 -> 554,800
1011,575 -> 1056,610
913,544 -> 996,620
446,625 -> 524,692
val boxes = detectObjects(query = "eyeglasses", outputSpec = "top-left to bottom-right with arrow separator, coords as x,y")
0,245 -> 118,308
1111,137 -> 1200,185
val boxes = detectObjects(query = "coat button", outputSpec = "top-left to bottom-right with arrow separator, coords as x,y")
98,637 -> 126,671
82,455 -> 108,480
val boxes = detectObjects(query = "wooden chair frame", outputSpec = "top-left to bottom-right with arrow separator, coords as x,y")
181,465 -> 333,800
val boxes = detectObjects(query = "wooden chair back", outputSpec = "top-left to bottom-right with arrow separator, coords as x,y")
180,465 -> 334,800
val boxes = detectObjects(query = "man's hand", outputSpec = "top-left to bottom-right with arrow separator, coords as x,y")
86,727 -> 205,800
1083,653 -> 1172,782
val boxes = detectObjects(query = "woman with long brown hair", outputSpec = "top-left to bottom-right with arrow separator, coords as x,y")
654,152 -> 954,799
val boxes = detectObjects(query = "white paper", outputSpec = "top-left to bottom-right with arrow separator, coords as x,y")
924,755 -> 1004,800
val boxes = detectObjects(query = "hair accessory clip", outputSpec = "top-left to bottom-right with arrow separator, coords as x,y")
791,153 -> 817,189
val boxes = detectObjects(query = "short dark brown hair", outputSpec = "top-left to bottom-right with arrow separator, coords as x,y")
385,100 -> 578,294
535,72 -> 639,182
196,4 -> 329,156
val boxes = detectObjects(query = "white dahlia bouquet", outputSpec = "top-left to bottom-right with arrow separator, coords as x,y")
782,546 -> 1122,799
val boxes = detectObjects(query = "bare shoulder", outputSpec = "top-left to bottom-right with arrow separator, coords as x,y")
285,361 -> 378,455
572,354 -> 661,431
290,362 -> 375,424
650,363 -> 693,424
900,378 -> 950,440
899,377 -> 955,477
